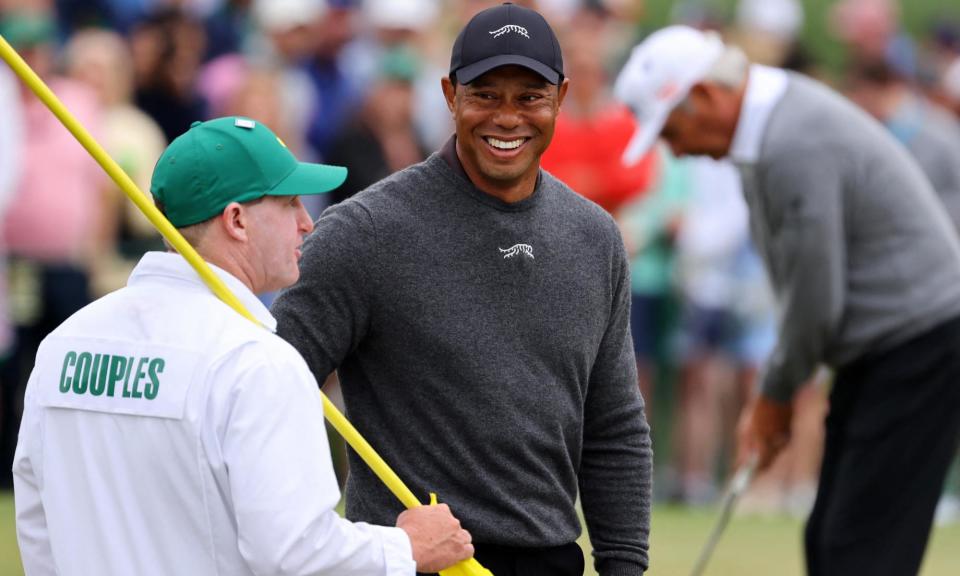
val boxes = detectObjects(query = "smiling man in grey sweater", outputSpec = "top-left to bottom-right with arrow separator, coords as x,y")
616,26 -> 960,576
272,4 -> 652,576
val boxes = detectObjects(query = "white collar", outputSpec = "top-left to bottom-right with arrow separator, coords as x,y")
729,65 -> 789,165
128,252 -> 278,332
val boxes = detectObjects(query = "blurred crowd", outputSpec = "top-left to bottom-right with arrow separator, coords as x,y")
1,0 -> 959,522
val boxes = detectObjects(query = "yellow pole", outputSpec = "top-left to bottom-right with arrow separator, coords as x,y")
0,34 -> 489,576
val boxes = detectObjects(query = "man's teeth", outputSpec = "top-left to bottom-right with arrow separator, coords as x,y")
486,137 -> 524,150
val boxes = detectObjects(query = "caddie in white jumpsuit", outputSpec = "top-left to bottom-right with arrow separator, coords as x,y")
12,117 -> 473,576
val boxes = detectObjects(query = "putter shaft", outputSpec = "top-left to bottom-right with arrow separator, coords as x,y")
689,456 -> 758,576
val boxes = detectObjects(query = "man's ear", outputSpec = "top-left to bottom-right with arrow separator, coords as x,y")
441,76 -> 457,114
690,81 -> 735,110
220,202 -> 249,242
688,82 -> 713,107
556,77 -> 570,109
687,81 -> 741,151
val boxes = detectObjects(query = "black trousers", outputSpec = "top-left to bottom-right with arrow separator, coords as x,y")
420,541 -> 584,576
805,317 -> 960,576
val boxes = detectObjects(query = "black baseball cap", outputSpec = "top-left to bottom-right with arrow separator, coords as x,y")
449,2 -> 564,85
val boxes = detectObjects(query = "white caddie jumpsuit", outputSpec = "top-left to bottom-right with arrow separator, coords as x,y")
13,251 -> 415,576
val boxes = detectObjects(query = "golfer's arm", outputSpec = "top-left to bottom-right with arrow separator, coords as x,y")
759,155 -> 846,403
220,349 -> 413,576
579,244 -> 652,575
12,375 -> 57,576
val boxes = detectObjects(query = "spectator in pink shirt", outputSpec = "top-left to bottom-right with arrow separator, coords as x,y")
0,11 -> 106,488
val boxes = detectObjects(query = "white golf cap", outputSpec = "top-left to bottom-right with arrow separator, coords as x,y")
614,26 -> 725,164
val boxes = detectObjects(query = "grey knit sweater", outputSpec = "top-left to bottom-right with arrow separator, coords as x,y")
272,143 -> 652,575
888,94 -> 960,230
740,72 -> 960,402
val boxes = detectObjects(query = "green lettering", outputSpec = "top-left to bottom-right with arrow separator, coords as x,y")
72,353 -> 92,394
59,351 -> 77,393
88,354 -> 107,396
130,357 -> 148,399
122,356 -> 135,398
144,358 -> 164,400
107,355 -> 126,397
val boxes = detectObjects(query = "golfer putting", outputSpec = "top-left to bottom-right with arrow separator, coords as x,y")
616,26 -> 960,575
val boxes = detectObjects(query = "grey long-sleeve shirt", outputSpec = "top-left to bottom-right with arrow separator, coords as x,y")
886,94 -> 960,231
272,142 -> 652,576
738,72 -> 960,402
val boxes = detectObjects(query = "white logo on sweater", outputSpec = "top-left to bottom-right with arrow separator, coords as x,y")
499,244 -> 534,259
489,25 -> 529,39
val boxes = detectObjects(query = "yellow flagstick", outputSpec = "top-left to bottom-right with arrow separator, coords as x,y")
0,34 -> 490,576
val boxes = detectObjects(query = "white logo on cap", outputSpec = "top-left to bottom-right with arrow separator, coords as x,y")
499,243 -> 534,259
489,25 -> 529,39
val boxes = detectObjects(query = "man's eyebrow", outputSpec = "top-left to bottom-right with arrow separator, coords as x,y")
467,79 -> 495,89
465,79 -> 551,90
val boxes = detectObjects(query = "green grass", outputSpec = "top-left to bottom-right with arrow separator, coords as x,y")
579,505 -> 960,576
2,493 -> 19,575
3,491 -> 959,575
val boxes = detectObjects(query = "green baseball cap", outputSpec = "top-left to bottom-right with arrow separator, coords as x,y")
150,117 -> 347,227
